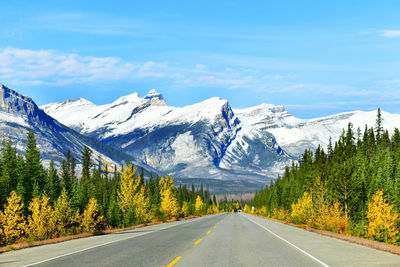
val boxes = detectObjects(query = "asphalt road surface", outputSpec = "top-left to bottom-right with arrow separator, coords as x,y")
1,213 -> 400,266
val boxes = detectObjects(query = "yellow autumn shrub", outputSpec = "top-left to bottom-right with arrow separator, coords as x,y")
272,207 -> 289,221
313,203 -> 330,230
160,188 -> 180,219
195,195 -> 205,215
330,202 -> 348,234
133,185 -> 151,222
207,207 -> 213,214
243,204 -> 250,213
0,222 -> 4,245
0,191 -> 27,244
52,189 -> 75,236
117,163 -> 138,215
290,192 -> 313,225
181,201 -> 189,217
367,190 -> 399,243
82,198 -> 103,233
212,203 -> 219,214
314,202 -> 348,234
28,195 -> 56,240
257,206 -> 267,216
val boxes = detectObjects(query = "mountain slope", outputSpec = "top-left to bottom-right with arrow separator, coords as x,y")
42,91 -> 291,186
234,105 -> 400,158
43,89 -> 399,189
0,83 -> 136,168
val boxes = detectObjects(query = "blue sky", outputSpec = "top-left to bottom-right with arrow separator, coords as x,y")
1,0 -> 400,118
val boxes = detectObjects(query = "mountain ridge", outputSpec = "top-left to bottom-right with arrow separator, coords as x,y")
42,89 -> 291,187
0,83 -> 151,173
42,89 -> 400,183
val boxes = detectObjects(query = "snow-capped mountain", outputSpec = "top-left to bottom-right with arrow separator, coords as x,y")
0,83 -> 136,168
42,90 -> 290,186
234,105 -> 400,158
42,88 -> 400,190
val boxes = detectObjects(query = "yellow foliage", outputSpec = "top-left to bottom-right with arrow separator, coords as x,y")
272,207 -> 289,221
181,201 -> 190,217
257,206 -> 267,216
160,187 -> 180,219
195,195 -> 205,215
117,163 -> 151,223
0,191 -> 26,244
117,163 -> 138,215
82,198 -> 103,233
0,223 -> 3,245
329,202 -> 348,234
206,207 -> 212,214
52,189 -> 75,236
243,204 -> 250,213
235,202 -> 240,211
134,185 -> 151,222
212,204 -> 219,214
28,195 -> 56,240
290,192 -> 313,225
159,176 -> 174,193
367,190 -> 399,243
314,202 -> 348,234
159,176 -> 179,219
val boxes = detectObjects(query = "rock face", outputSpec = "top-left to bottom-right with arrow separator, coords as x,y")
42,91 -> 291,186
0,83 -> 136,168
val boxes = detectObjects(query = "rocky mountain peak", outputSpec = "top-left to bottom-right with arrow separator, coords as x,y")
144,89 -> 163,100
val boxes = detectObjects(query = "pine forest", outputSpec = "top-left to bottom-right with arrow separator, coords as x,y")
0,128 -> 231,246
250,109 -> 400,244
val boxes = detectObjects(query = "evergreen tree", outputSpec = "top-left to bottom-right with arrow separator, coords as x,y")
24,128 -> 44,203
81,146 -> 92,183
48,158 -> 61,203
375,108 -> 383,143
0,140 -> 18,206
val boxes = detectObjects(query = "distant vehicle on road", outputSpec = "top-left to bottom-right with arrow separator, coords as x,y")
237,209 -> 242,213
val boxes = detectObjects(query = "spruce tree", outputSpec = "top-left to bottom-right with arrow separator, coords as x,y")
24,127 -> 44,203
375,108 -> 383,143
0,140 -> 18,206
81,146 -> 92,183
48,158 -> 61,203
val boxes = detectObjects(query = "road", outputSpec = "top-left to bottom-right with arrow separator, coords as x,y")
1,213 -> 400,266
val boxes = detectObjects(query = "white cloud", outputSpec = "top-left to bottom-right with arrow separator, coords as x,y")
0,47 -> 168,86
0,47 -> 300,92
379,30 -> 400,38
3,46 -> 373,101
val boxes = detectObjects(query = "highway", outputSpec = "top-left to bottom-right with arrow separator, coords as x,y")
1,213 -> 400,266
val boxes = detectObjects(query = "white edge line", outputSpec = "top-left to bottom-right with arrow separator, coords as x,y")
244,214 -> 329,267
22,214 -> 220,267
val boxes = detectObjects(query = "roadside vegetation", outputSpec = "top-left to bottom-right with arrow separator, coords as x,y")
250,109 -> 400,245
0,128 -> 229,247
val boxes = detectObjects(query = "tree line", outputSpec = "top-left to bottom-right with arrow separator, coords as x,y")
0,128 -> 222,246
251,109 -> 400,244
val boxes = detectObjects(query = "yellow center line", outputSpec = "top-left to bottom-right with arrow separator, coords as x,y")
206,230 -> 211,235
166,256 -> 182,267
194,238 -> 202,245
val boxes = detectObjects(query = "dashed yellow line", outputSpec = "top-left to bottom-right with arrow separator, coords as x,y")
166,256 -> 182,267
167,217 -> 226,266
